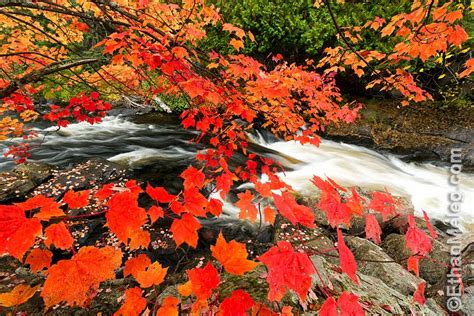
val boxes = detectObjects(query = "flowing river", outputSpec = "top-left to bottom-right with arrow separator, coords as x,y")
1,115 -> 473,231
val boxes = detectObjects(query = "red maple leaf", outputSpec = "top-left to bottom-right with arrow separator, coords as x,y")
146,184 -> 176,203
15,195 -> 64,220
364,214 -> 382,245
44,222 -> 74,250
337,228 -> 358,284
105,191 -> 149,250
180,166 -> 205,189
272,192 -> 315,228
186,262 -> 220,300
258,241 -> 316,302
183,187 -> 208,216
218,289 -> 254,315
0,205 -> 42,260
413,282 -> 426,305
235,190 -> 259,222
368,191 -> 396,221
405,215 -> 432,256
114,287 -> 146,316
338,292 -> 364,315
63,189 -> 90,209
422,210 -> 438,239
170,213 -> 201,248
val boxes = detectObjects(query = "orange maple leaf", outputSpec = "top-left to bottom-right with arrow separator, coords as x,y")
0,284 -> 40,307
230,38 -> 244,51
157,296 -> 180,316
211,232 -> 258,275
105,191 -> 149,250
114,287 -> 146,316
63,189 -> 90,209
25,248 -> 52,272
41,246 -> 122,308
170,213 -> 201,248
235,190 -> 259,222
148,205 -> 164,223
44,222 -> 74,250
135,261 -> 168,288
15,195 -> 64,220
180,166 -> 206,189
124,254 -> 151,279
0,205 -> 42,260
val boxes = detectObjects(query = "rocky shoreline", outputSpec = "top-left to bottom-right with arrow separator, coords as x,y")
324,99 -> 474,171
0,159 -> 472,314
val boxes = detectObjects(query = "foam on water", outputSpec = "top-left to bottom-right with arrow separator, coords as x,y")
252,137 -> 474,229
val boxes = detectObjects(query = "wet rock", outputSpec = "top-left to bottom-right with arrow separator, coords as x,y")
311,255 -> 446,315
13,162 -> 54,185
346,236 -> 421,295
325,100 -> 474,169
30,158 -> 128,198
382,233 -> 450,285
0,171 -> 35,202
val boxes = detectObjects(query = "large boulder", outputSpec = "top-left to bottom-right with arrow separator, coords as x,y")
382,233 -> 450,285
345,236 -> 421,295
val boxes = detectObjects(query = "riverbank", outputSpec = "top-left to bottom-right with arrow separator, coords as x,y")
325,99 -> 474,170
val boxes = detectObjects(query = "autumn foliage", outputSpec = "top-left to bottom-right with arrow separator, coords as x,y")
0,0 -> 469,314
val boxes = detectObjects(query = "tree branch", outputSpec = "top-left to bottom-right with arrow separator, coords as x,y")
0,58 -> 100,99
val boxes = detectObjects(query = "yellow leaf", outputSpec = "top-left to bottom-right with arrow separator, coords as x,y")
438,74 -> 446,79
0,284 -> 40,307
229,39 -> 244,51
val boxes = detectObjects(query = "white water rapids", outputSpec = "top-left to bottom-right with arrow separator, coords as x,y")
1,116 -> 472,230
